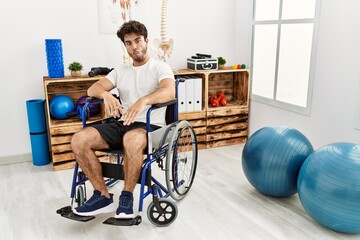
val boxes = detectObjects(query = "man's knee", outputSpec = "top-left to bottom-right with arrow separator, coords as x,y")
71,130 -> 87,152
123,129 -> 147,150
71,127 -> 109,153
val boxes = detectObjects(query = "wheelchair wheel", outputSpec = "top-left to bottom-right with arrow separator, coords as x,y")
76,185 -> 85,207
165,120 -> 198,200
147,198 -> 178,227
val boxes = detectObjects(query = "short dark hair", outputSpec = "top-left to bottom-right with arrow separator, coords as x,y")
117,20 -> 148,43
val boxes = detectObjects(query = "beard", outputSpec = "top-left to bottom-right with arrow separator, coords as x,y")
130,46 -> 148,62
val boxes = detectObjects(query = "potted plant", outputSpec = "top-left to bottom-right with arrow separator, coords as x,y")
218,57 -> 226,70
68,61 -> 83,77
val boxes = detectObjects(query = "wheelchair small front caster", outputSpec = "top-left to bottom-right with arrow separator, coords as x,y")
75,185 -> 86,207
147,198 -> 178,227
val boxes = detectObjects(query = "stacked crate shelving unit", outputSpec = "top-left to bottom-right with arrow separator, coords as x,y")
43,75 -> 109,170
174,67 -> 250,149
43,68 -> 250,170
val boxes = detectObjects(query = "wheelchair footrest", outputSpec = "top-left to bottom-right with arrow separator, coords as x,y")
103,215 -> 142,226
56,206 -> 95,222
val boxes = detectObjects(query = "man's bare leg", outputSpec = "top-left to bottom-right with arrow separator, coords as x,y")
115,128 -> 147,218
71,127 -> 111,198
122,128 -> 147,193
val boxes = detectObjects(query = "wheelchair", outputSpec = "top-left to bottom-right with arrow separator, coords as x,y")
57,79 -> 198,227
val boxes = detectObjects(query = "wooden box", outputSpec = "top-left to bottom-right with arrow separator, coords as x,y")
206,70 -> 250,148
207,71 -> 249,106
174,68 -> 250,149
43,76 -> 109,170
178,111 -> 207,150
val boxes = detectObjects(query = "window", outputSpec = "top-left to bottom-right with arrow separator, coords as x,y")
355,78 -> 360,130
251,0 -> 321,115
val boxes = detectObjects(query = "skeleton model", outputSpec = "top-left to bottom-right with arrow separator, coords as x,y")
151,0 -> 174,62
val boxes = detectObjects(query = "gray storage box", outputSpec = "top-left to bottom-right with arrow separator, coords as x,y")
187,58 -> 218,71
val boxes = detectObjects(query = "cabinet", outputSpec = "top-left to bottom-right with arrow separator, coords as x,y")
43,76 -> 109,170
174,68 -> 250,149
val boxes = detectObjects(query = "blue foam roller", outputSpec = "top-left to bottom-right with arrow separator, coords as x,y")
29,133 -> 50,166
26,99 -> 47,133
45,39 -> 64,78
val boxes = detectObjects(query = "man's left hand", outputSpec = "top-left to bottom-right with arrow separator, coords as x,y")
123,98 -> 146,125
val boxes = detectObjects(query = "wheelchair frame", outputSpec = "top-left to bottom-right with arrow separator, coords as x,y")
57,79 -> 198,227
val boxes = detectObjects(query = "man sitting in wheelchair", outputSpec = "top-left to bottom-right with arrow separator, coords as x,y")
70,20 -> 175,219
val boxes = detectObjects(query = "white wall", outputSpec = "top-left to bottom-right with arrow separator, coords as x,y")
249,0 -> 360,149
0,0 -> 241,159
1,0 -> 358,162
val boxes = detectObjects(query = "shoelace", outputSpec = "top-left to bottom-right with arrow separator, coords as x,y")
120,196 -> 132,208
86,193 -> 102,205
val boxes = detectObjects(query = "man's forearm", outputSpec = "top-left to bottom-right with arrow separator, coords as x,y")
140,87 -> 175,106
87,78 -> 114,99
139,77 -> 175,105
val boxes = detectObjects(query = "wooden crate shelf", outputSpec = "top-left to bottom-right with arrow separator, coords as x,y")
53,154 -> 117,171
43,76 -> 106,170
175,68 -> 250,149
44,68 -> 250,169
178,111 -> 207,150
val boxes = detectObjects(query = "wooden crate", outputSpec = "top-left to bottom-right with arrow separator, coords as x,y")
208,70 -> 249,106
53,154 -> 117,171
175,68 -> 250,149
178,111 -> 207,150
206,70 -> 250,148
173,70 -> 207,114
43,76 -> 106,170
206,107 -> 248,148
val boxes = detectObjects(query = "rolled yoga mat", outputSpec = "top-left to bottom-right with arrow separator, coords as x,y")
26,99 -> 50,166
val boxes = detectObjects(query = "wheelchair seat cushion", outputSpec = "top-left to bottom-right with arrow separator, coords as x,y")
91,119 -> 160,150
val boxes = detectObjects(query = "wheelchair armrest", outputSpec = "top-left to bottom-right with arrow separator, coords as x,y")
82,96 -> 121,127
146,98 -> 178,134
82,97 -> 105,127
86,97 -> 104,105
150,99 -> 177,109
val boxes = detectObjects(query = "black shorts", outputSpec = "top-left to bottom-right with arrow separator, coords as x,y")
91,119 -> 160,150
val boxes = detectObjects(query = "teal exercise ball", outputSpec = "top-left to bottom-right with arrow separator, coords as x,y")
242,125 -> 314,197
298,142 -> 360,233
49,95 -> 74,120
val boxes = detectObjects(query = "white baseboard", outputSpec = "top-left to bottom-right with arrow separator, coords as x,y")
0,153 -> 32,166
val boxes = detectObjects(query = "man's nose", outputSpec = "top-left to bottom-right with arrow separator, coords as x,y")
131,43 -> 138,49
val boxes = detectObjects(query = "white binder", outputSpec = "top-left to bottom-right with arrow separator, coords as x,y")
193,77 -> 202,111
177,78 -> 187,113
185,77 -> 194,112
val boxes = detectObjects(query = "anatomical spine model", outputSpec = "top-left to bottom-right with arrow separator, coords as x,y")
151,0 -> 174,62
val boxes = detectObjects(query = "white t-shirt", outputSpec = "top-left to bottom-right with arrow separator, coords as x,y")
106,58 -> 174,127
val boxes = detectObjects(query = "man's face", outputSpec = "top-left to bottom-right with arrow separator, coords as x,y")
123,33 -> 148,62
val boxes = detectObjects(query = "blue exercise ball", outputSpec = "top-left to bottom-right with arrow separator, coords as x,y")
242,125 -> 314,197
49,95 -> 74,120
298,142 -> 360,233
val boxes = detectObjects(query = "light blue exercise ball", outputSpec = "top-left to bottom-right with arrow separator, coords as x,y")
298,142 -> 360,233
242,125 -> 314,197
49,95 -> 74,120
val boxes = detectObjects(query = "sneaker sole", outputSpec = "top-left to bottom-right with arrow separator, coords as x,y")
115,212 -> 135,219
73,202 -> 115,217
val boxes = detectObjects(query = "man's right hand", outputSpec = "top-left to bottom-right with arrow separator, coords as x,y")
101,92 -> 122,118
